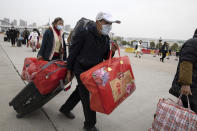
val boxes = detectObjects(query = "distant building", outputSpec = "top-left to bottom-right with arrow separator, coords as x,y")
19,19 -> 27,27
28,22 -> 37,27
2,18 -> 10,26
32,22 -> 37,27
11,19 -> 17,26
64,25 -> 71,32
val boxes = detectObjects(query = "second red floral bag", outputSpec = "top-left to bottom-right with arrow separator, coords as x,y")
80,49 -> 136,114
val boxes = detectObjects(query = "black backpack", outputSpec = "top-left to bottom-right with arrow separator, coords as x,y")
71,17 -> 94,39
135,44 -> 138,50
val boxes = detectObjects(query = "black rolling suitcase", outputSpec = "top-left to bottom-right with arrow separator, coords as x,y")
4,37 -> 8,41
9,80 -> 70,118
17,40 -> 22,47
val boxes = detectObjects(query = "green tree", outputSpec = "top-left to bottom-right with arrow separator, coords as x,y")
121,40 -> 130,45
113,39 -> 117,44
150,41 -> 155,49
170,43 -> 179,51
114,36 -> 123,41
121,40 -> 128,45
156,42 -> 162,49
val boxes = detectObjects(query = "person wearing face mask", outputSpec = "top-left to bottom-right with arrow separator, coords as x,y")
59,12 -> 120,131
28,29 -> 39,52
37,17 -> 67,61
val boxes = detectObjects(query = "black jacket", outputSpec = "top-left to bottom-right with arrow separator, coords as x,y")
67,22 -> 110,75
160,44 -> 168,53
37,28 -> 67,61
169,36 -> 197,106
23,30 -> 30,38
9,29 -> 17,39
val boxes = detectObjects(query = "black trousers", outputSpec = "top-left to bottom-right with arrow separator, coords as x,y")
161,51 -> 167,62
24,37 -> 28,45
11,38 -> 16,46
51,55 -> 60,60
60,75 -> 96,128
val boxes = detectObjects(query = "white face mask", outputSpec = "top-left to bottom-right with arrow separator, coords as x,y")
56,25 -> 63,31
101,24 -> 112,35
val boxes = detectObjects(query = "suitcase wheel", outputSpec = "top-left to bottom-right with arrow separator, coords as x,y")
16,113 -> 24,118
9,101 -> 13,106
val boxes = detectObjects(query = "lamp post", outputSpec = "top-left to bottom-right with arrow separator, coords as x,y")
159,37 -> 162,43
111,32 -> 114,41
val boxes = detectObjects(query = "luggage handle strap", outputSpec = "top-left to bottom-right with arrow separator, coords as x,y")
178,95 -> 192,128
108,42 -> 120,66
41,59 -> 66,70
45,68 -> 62,79
178,95 -> 191,110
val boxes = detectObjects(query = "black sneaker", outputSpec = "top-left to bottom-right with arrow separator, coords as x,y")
83,126 -> 99,131
59,109 -> 75,119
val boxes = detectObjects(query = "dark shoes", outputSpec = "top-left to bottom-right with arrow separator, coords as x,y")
83,126 -> 99,131
59,109 -> 75,119
59,109 -> 99,131
154,113 -> 156,119
160,58 -> 164,62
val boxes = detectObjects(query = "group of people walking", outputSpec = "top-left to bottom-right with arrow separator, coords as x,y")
6,27 -> 40,52
6,27 -> 20,47
134,40 -> 170,61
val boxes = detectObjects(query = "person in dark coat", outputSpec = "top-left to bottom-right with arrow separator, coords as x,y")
9,27 -> 18,47
22,28 -> 30,45
6,29 -> 11,41
37,17 -> 67,61
59,12 -> 120,131
169,28 -> 197,113
160,42 -> 168,62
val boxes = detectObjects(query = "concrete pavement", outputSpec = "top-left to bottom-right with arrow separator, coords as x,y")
0,37 -> 57,131
0,34 -> 178,131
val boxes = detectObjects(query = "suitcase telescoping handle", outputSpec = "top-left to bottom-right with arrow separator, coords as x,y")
60,80 -> 72,91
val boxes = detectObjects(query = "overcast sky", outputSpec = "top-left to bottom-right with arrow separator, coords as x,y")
0,0 -> 197,40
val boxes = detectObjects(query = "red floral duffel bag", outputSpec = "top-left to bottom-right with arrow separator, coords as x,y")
21,57 -> 47,82
80,50 -> 136,114
33,60 -> 67,95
